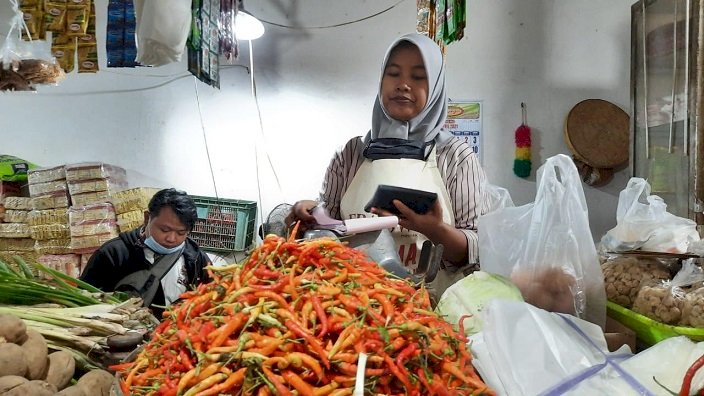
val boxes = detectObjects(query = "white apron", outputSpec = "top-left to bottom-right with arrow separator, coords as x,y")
340,147 -> 454,272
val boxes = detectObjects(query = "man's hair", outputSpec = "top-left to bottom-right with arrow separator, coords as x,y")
148,188 -> 198,231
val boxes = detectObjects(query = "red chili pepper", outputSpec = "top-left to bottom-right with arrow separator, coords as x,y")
457,314 -> 472,343
178,349 -> 194,371
254,266 -> 281,279
284,319 -> 330,369
681,354 -> 704,396
250,276 -> 289,292
396,344 -> 418,368
380,351 -> 415,392
311,295 -> 329,338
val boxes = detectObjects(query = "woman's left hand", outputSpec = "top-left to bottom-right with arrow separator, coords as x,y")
372,199 -> 444,235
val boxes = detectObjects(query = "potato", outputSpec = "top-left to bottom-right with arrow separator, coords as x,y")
19,329 -> 48,380
55,384 -> 88,396
0,314 -> 27,344
44,350 -> 75,390
0,375 -> 28,393
76,369 -> 115,396
0,343 -> 28,377
3,380 -> 56,396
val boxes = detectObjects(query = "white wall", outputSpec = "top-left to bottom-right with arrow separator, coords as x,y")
0,0 -> 635,241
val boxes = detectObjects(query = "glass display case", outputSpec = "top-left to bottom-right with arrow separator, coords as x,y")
631,0 -> 704,225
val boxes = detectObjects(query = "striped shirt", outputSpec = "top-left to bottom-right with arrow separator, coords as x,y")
319,136 -> 488,264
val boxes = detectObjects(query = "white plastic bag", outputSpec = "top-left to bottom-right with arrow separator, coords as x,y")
470,300 -> 650,396
601,177 -> 700,253
134,0 -> 192,66
478,154 -> 606,326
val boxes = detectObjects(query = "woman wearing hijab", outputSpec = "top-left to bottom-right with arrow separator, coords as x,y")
289,33 -> 487,296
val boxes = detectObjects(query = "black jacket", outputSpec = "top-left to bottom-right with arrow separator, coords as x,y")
79,229 -> 211,307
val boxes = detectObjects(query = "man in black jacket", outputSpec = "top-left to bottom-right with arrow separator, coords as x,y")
80,188 -> 211,310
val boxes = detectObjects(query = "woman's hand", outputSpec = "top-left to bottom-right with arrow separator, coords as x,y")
285,200 -> 318,237
372,199 -> 444,235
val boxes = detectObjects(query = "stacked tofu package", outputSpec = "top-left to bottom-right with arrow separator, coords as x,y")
0,194 -> 35,273
27,166 -> 77,277
65,162 -> 127,262
112,187 -> 159,233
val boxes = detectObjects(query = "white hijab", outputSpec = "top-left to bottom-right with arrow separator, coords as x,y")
364,33 -> 453,146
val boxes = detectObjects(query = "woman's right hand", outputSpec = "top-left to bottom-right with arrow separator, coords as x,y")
285,200 -> 318,236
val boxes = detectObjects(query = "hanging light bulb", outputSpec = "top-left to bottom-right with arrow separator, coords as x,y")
235,7 -> 264,41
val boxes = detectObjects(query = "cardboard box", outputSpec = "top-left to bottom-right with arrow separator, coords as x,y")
604,316 -> 636,352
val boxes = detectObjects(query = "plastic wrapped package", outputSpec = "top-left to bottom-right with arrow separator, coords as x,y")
37,254 -> 80,278
31,192 -> 70,209
81,253 -> 91,268
28,179 -> 68,197
68,203 -> 116,224
27,165 -> 65,184
65,162 -> 126,182
117,209 -> 144,232
67,177 -> 128,196
35,238 -> 72,255
70,232 -> 118,254
632,260 -> 704,325
682,287 -> 704,327
601,256 -> 672,308
3,196 -> 32,210
0,251 -> 38,273
0,238 -> 35,251
632,282 -> 686,325
26,208 -> 69,225
69,220 -> 118,237
117,209 -> 143,223
111,187 -> 159,214
3,209 -> 28,223
0,223 -> 30,238
118,219 -> 142,233
70,190 -> 110,207
30,224 -> 70,240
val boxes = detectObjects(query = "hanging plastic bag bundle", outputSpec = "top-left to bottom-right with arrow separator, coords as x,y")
601,177 -> 700,254
0,0 -> 64,91
133,0 -> 191,66
478,154 -> 606,326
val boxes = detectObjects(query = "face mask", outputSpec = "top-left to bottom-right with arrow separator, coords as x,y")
144,236 -> 185,255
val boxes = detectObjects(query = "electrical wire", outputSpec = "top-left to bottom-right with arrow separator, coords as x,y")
249,39 -> 285,225
30,65 -> 248,96
193,77 -> 220,198
255,0 -> 408,30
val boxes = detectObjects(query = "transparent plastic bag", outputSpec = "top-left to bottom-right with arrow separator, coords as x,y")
0,1 -> 63,91
601,178 -> 700,253
632,260 -> 704,325
479,154 -> 606,326
601,255 -> 671,308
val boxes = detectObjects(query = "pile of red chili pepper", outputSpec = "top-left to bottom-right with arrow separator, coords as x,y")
114,234 -> 494,396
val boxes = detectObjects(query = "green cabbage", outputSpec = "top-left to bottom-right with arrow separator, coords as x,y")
435,271 -> 524,337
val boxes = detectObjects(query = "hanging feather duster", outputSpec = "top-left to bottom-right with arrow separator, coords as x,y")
514,102 -> 532,178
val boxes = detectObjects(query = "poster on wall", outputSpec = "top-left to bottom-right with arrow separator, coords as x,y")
444,100 -> 483,163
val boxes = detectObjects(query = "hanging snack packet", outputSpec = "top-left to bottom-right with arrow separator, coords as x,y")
42,2 -> 66,34
76,3 -> 97,73
188,0 -> 220,88
66,2 -> 89,37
